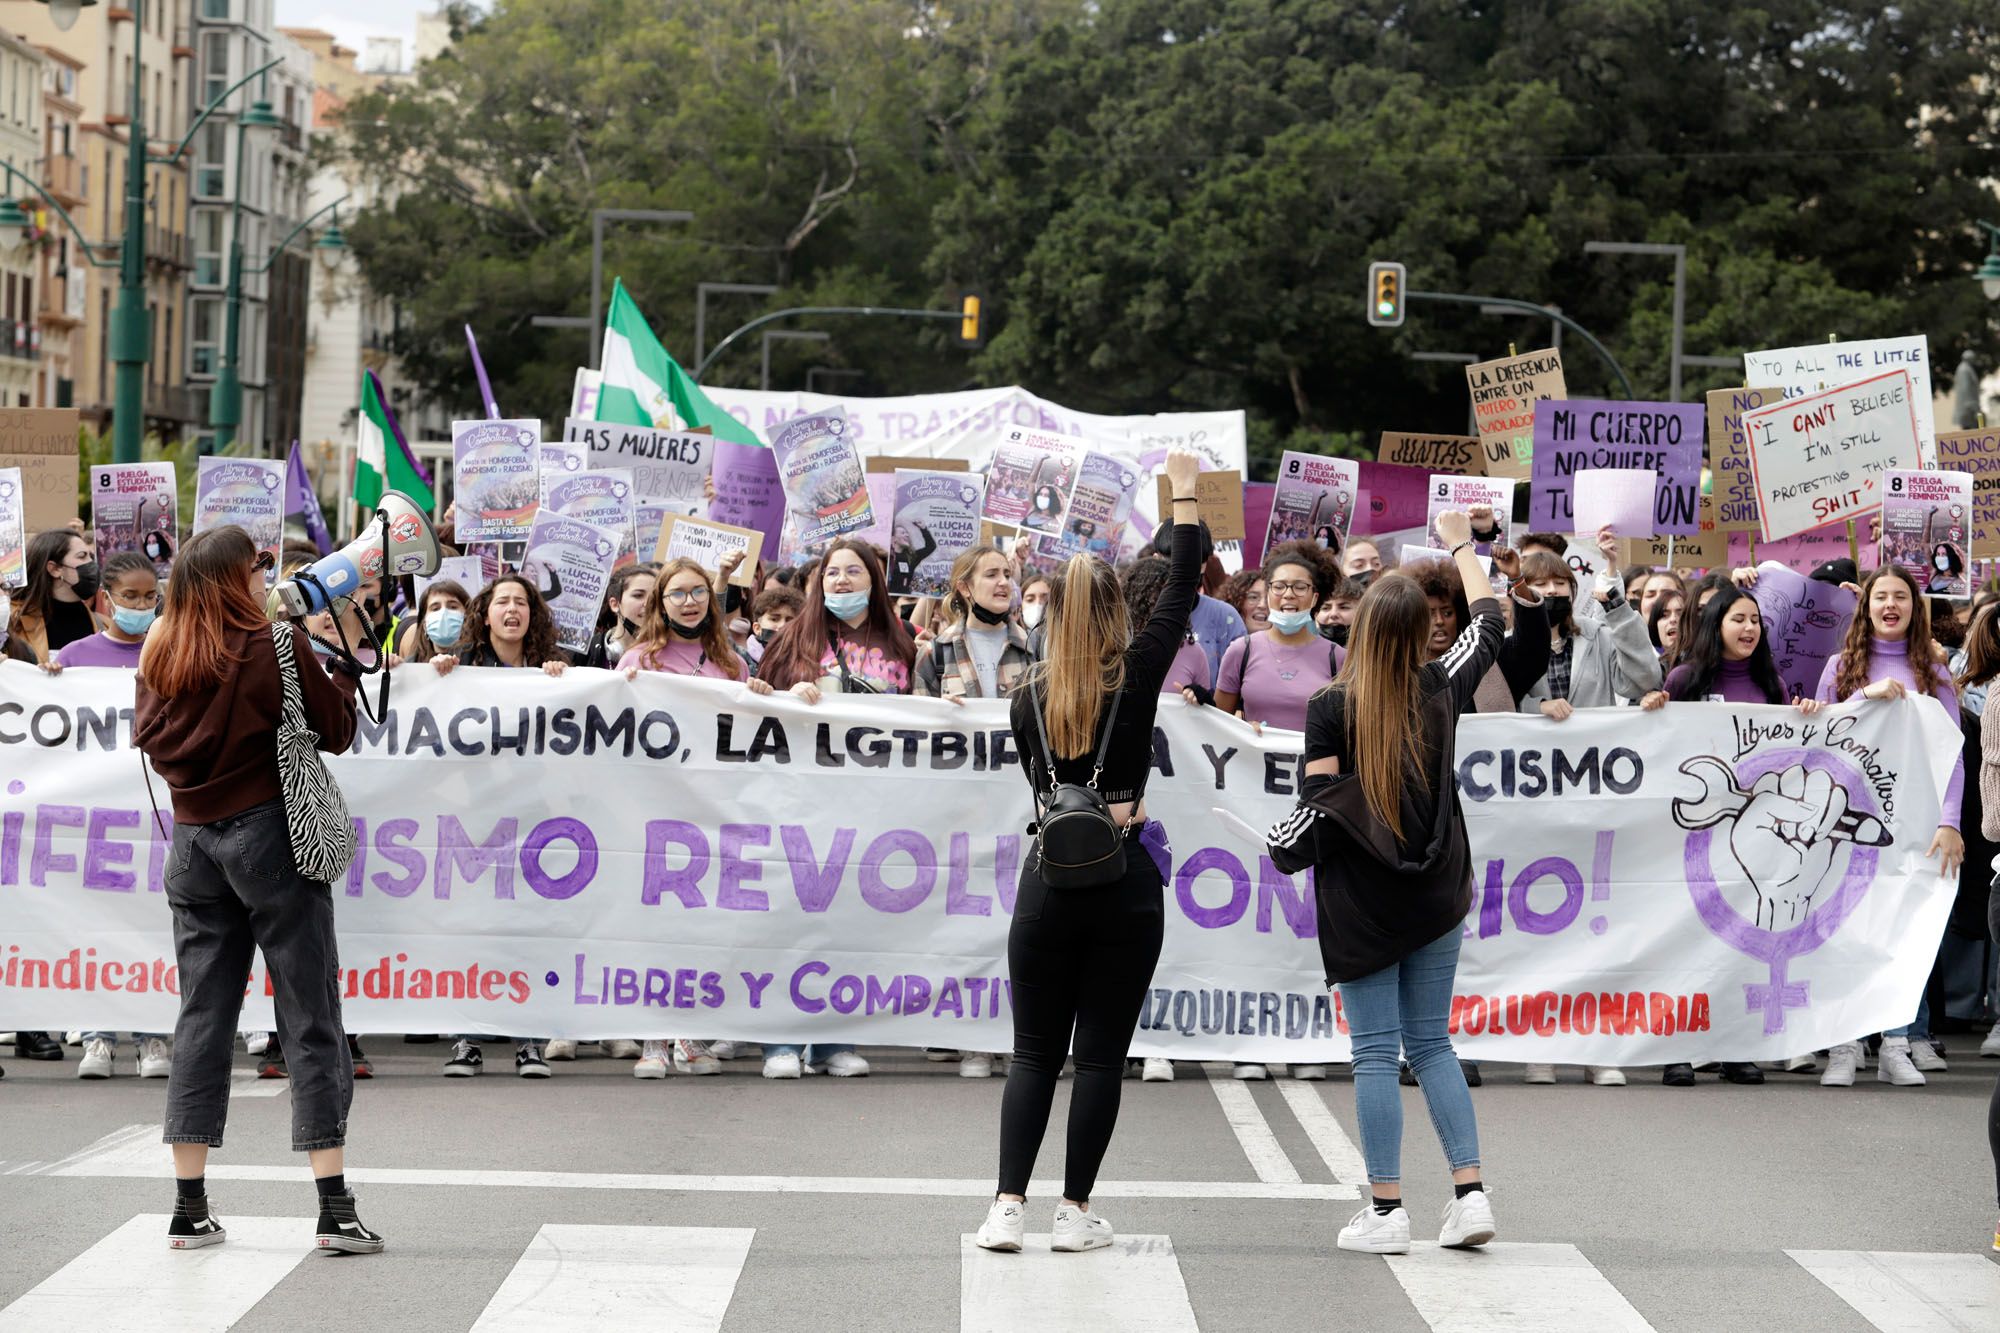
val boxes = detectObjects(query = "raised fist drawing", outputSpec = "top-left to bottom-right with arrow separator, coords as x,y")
1725,768 -> 1852,930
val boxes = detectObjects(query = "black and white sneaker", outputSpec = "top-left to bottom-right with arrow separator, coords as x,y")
167,1196 -> 226,1250
443,1040 -> 483,1076
515,1042 -> 552,1078
314,1191 -> 386,1255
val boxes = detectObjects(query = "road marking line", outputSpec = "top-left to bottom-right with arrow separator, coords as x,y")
1201,1063 -> 1301,1185
1275,1080 -> 1367,1184
1383,1242 -> 1657,1331
0,1213 -> 312,1332
229,1070 -> 290,1100
470,1224 -> 754,1332
1786,1249 -> 2000,1331
3,1162 -> 45,1176
40,1124 -> 156,1176
961,1234 -> 1198,1332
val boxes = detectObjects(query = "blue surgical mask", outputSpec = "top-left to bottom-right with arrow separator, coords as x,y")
1268,608 -> 1315,635
823,590 -> 870,621
425,609 -> 465,649
112,605 -> 158,636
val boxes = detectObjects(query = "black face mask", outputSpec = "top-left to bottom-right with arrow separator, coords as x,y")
669,614 -> 712,641
756,626 -> 779,646
1320,620 -> 1348,648
69,561 -> 101,601
969,601 -> 1009,626
1545,595 -> 1573,626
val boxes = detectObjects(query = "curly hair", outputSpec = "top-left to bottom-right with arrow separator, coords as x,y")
1405,556 -> 1470,639
466,573 -> 563,668
1120,555 -> 1175,630
1833,565 -> 1942,702
1220,568 -> 1264,624
1263,540 -> 1338,605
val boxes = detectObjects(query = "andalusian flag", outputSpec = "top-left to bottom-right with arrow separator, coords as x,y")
597,278 -> 761,445
352,370 -> 435,511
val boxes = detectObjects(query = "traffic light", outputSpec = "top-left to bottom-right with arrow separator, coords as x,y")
956,290 -> 984,348
1367,261 -> 1406,328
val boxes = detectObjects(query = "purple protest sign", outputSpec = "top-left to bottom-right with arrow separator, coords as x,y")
1241,482 -> 1275,566
1748,562 -> 1857,703
1354,461 -> 1430,536
708,440 -> 785,562
1530,398 -> 1704,534
1726,525 -> 1876,577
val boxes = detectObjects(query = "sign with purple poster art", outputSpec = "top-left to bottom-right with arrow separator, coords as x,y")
90,462 -> 178,578
193,457 -> 287,582
1048,451 -> 1137,560
1880,469 -> 1971,599
982,424 -> 1082,532
0,466 -> 24,587
1265,451 -> 1358,554
542,468 -> 638,567
767,408 -> 873,545
453,419 -> 542,543
887,470 -> 984,597
1747,562 -> 1858,705
522,511 -> 621,654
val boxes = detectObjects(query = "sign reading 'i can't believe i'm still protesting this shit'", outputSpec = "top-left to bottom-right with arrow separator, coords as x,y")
1739,369 -> 1921,541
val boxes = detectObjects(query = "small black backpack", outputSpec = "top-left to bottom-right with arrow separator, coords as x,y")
1026,686 -> 1127,889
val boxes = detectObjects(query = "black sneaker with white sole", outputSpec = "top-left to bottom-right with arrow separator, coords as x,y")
314,1191 -> 386,1255
515,1041 -> 552,1077
167,1196 -> 226,1250
443,1040 -> 482,1076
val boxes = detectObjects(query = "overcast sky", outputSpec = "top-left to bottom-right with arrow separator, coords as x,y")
275,0 -> 439,72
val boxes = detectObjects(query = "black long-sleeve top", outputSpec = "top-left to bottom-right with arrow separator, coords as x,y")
1010,519 -> 1199,805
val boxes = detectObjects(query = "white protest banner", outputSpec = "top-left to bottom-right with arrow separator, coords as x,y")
1743,335 -> 1936,457
768,408 -> 872,545
0,466 -> 26,586
888,470 -> 984,597
523,512 -> 620,653
564,417 -> 711,516
983,424 -> 1083,533
1881,469 -> 1972,598
1936,426 -> 2000,558
89,462 -> 178,577
192,457 -> 286,577
0,669 -> 1953,1064
542,468 -> 638,564
1741,370 -> 1921,540
1050,451 -> 1138,560
1266,451 -> 1359,554
658,514 -> 760,588
1425,475 -> 1513,554
570,368 -> 602,421
453,419 -> 542,542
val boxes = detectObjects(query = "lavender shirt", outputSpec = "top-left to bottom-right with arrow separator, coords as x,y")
54,633 -> 144,669
1216,631 -> 1342,730
1813,636 -> 1963,830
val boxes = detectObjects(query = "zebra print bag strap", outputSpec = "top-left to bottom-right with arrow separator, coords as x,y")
269,623 -> 357,884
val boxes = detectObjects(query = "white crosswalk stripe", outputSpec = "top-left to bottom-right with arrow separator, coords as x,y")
1201,1063 -> 1302,1185
1382,1241 -> 1658,1331
0,1214 -> 312,1332
960,1233 -> 1198,1332
471,1224 -> 755,1332
1786,1250 -> 2000,1332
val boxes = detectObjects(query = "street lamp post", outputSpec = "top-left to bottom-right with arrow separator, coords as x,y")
760,329 -> 829,392
586,208 -> 694,367
211,196 -> 349,454
1976,221 -> 2000,301
1584,240 -> 1687,401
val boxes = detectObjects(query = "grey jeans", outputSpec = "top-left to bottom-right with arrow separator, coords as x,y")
162,798 -> 352,1151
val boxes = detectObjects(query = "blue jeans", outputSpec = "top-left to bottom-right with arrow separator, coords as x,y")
1337,927 -> 1480,1184
763,1044 -> 854,1062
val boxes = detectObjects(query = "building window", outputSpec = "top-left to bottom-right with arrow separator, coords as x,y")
191,297 -> 219,377
202,32 -> 229,105
195,123 -> 226,198
202,0 -> 232,20
194,210 -> 223,285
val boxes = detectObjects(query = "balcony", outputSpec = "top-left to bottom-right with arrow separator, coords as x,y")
108,7 -> 135,22
41,154 -> 84,208
0,317 -> 42,364
145,226 -> 193,271
173,28 -> 196,60
144,382 -> 203,423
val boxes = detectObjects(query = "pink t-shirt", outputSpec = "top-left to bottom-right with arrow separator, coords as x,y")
1216,631 -> 1341,730
616,640 -> 734,679
1163,638 -> 1209,695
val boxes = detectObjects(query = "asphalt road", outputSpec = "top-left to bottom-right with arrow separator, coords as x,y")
1,1041 -> 1995,1331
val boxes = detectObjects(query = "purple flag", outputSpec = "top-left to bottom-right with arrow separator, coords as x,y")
466,324 -> 501,419
285,440 -> 333,555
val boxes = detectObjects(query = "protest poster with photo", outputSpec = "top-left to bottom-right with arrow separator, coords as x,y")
1057,452 -> 1139,559
90,462 -> 178,577
1706,386 -> 1781,533
886,469 -> 986,597
1880,469 -> 1972,598
565,417 -> 711,516
542,468 -> 637,564
983,424 -> 1084,532
709,440 -> 785,561
1935,425 -> 2000,558
0,466 -> 23,586
1743,335 -> 1936,457
657,514 -> 760,588
1425,475 -> 1514,554
192,457 -> 286,578
1377,431 -> 1485,475
633,501 -> 676,562
1529,398 -> 1704,534
523,511 -> 621,653
1265,451 -> 1359,554
1465,348 -> 1566,480
453,418 -> 542,542
540,437 -> 587,479
768,408 -> 873,545
1740,369 -> 1920,540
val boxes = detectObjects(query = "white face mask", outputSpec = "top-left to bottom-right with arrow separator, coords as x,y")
1022,602 -> 1046,629
1934,554 -> 1951,572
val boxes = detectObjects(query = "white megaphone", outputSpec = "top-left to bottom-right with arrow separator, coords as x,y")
276,490 -> 441,621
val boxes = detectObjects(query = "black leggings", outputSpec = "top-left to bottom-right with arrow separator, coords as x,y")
996,843 -> 1165,1203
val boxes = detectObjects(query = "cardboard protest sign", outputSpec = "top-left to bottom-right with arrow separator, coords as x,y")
452,419 -> 542,542
1241,482 -> 1276,566
1466,349 -> 1566,480
1264,453 -> 1357,555
1743,335 -> 1936,458
1748,561 -> 1858,703
0,466 -> 23,586
542,468 -> 638,566
1355,461 -> 1430,536
0,408 -> 79,536
1706,387 -> 1782,532
193,457 -> 286,578
887,470 -> 986,597
768,408 -> 873,545
1056,453 -> 1138,559
565,417 -> 711,515
1881,469 -> 1971,598
90,462 -> 178,578
1740,370 -> 1921,540
1618,529 -> 1727,571
657,514 -> 760,588
524,511 -> 621,653
709,441 -> 785,562
1151,468 -> 1243,540
1935,426 -> 2000,558
1426,476 -> 1514,554
1377,431 -> 1484,475
1529,398 -> 1703,533
985,424 -> 1083,534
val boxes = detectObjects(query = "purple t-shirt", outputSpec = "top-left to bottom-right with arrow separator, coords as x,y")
1813,635 -> 1962,830
1663,658 -> 1774,704
1216,631 -> 1342,730
1163,638 -> 1209,695
54,633 -> 145,669
617,640 -> 733,679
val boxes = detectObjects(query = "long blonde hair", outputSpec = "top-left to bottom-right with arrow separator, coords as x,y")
1336,572 -> 1432,838
1027,553 -> 1128,757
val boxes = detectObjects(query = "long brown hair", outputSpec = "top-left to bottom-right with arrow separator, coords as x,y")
1334,572 -> 1432,839
1027,553 -> 1128,757
630,557 -> 746,680
757,538 -> 914,690
466,574 -> 562,667
1834,565 -> 1941,701
138,527 -> 270,697
1956,596 -> 2000,691
19,528 -> 85,625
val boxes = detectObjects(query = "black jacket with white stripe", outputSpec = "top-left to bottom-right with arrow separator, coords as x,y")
1267,598 -> 1504,985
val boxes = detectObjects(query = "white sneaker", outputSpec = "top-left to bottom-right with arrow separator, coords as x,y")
673,1040 -> 721,1075
975,1198 -> 1026,1252
634,1041 -> 669,1079
1233,1063 -> 1268,1080
709,1041 -> 738,1061
1337,1204 -> 1411,1254
818,1050 -> 870,1077
245,1032 -> 270,1056
762,1052 -> 803,1080
1821,1042 -> 1860,1086
926,1049 -> 961,1063
603,1040 -> 641,1060
78,1037 -> 113,1079
1907,1039 -> 1947,1073
1141,1058 -> 1175,1082
65,1030 -> 83,1045
1980,1028 -> 2000,1059
960,1054 -> 995,1078
1523,1063 -> 1557,1084
138,1037 -> 172,1079
543,1039 -> 578,1061
1052,1204 -> 1113,1252
1292,1064 -> 1328,1080
1784,1053 -> 1819,1073
1876,1037 -> 1926,1086
1587,1066 -> 1626,1086
1439,1190 -> 1496,1248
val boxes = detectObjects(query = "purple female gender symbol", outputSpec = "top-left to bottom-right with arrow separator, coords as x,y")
1682,748 -> 1882,1035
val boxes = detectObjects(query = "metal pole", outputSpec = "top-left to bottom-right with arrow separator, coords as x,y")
1670,249 -> 1686,402
697,306 -> 961,379
585,208 -> 695,368
110,0 -> 150,463
1406,291 -> 1634,399
210,118 -> 251,455
760,330 -> 829,391
696,282 -> 779,366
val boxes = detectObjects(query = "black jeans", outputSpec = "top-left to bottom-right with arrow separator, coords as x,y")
163,799 -> 353,1152
996,835 -> 1165,1203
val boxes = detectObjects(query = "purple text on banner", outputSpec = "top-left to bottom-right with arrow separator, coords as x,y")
1241,482 -> 1276,566
708,440 -> 785,562
1530,399 -> 1705,534
1748,562 -> 1858,703
1355,461 -> 1430,536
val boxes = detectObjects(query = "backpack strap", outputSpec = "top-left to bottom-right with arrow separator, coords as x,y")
1029,681 -> 1123,799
